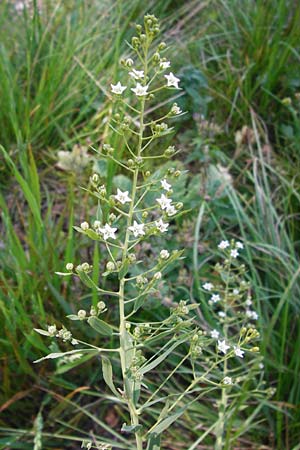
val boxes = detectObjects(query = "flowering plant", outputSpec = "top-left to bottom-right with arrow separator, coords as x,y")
35,15 -> 268,450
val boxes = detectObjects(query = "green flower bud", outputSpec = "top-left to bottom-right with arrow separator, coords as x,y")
106,261 -> 115,271
77,309 -> 86,320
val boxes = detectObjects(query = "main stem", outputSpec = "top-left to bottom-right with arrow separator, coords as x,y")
118,46 -> 148,450
215,260 -> 231,450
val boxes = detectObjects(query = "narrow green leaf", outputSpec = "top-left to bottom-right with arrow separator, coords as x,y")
102,356 -> 121,398
121,423 -> 143,433
88,316 -> 113,336
146,433 -> 161,450
149,406 -> 186,436
140,337 -> 187,375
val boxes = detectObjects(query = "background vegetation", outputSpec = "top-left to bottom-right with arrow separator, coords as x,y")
0,0 -> 299,448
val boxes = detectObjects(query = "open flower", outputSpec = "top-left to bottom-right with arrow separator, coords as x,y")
203,282 -> 213,291
131,83 -> 149,96
223,376 -> 233,385
230,249 -> 239,258
218,340 -> 230,354
165,72 -> 180,88
129,220 -> 145,237
129,69 -> 144,80
211,329 -> 220,339
114,188 -> 131,204
160,61 -> 171,70
210,294 -> 220,303
160,179 -> 171,191
218,240 -> 229,249
111,82 -> 127,94
236,241 -> 244,249
155,218 -> 169,233
99,224 -> 117,240
156,193 -> 172,210
234,346 -> 245,358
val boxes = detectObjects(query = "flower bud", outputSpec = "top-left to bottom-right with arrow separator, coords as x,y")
93,220 -> 101,229
109,213 -> 116,222
77,309 -> 86,320
250,346 -> 260,352
136,24 -> 142,34
81,262 -> 90,272
153,272 -> 162,280
128,253 -> 136,263
48,325 -> 57,336
97,301 -> 106,312
91,173 -> 99,183
174,170 -> 181,177
66,263 -> 74,271
158,42 -> 166,51
142,211 -> 148,219
80,221 -> 89,231
106,261 -> 115,271
160,249 -> 169,259
145,170 -> 151,177
90,306 -> 97,316
132,36 -> 140,48
125,58 -> 134,67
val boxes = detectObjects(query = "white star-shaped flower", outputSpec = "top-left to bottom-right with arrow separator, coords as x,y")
218,340 -> 230,354
218,311 -> 226,318
234,346 -> 244,358
166,205 -> 177,216
128,220 -> 145,237
203,282 -> 213,291
160,61 -> 171,70
111,82 -> 127,94
131,83 -> 149,96
246,310 -> 258,320
156,194 -> 172,210
114,188 -> 131,205
230,249 -> 239,258
223,376 -> 233,385
155,218 -> 169,233
236,241 -> 244,249
210,294 -> 220,303
99,224 -> 117,240
129,69 -> 144,80
165,72 -> 180,89
211,329 -> 220,339
218,240 -> 229,249
161,179 -> 171,191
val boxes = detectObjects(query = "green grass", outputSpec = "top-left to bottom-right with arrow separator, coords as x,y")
0,0 -> 300,448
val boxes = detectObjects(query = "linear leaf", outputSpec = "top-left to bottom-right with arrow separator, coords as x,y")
88,316 -> 113,336
101,356 -> 121,398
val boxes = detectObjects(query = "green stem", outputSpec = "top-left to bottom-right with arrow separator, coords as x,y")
117,36 -> 149,450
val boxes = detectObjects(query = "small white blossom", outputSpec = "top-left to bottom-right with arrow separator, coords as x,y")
77,310 -> 87,320
160,249 -> 170,259
218,340 -> 230,354
48,325 -> 57,336
93,220 -> 101,229
160,60 -> 171,70
128,220 -> 145,237
166,205 -> 177,216
210,294 -> 220,303
114,188 -> 131,204
234,346 -> 244,358
211,329 -> 220,339
66,263 -> 74,271
80,221 -> 89,231
171,103 -> 182,115
236,241 -> 244,249
245,298 -> 252,306
223,376 -> 233,385
218,240 -> 229,249
233,289 -> 239,295
131,83 -> 149,96
165,72 -> 180,88
153,272 -> 162,280
161,179 -> 171,191
99,223 -> 117,240
155,218 -> 169,233
111,81 -> 127,94
129,69 -> 144,80
246,309 -> 258,320
218,311 -> 226,318
203,282 -> 213,291
259,363 -> 264,370
156,193 -> 172,210
230,249 -> 239,258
